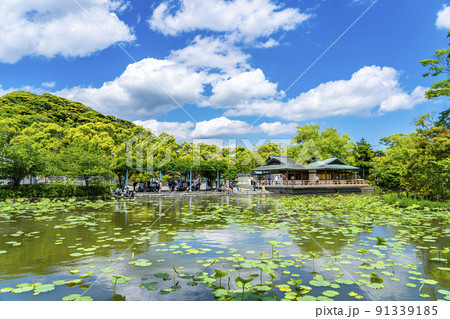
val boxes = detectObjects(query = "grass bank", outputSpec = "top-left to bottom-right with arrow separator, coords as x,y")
380,192 -> 450,209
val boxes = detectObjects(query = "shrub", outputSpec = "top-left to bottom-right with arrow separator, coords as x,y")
0,182 -> 111,199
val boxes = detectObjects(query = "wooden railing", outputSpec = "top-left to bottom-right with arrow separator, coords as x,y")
260,179 -> 368,187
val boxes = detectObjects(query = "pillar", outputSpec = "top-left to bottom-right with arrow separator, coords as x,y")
217,170 -> 220,190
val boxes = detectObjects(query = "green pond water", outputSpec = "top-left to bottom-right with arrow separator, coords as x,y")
0,194 -> 449,301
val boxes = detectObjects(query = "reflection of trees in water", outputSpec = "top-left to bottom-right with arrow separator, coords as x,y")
414,235 -> 450,289
289,224 -> 361,256
0,207 -> 153,279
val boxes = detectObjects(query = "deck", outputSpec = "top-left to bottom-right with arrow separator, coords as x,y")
259,179 -> 373,194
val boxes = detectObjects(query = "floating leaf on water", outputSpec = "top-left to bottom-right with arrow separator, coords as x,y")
296,295 -> 316,301
0,250 -> 7,254
159,289 -> 171,295
335,278 -> 355,285
367,283 -> 385,289
52,280 -> 66,286
420,279 -> 438,285
34,284 -> 55,293
211,289 -> 228,297
309,280 -> 331,287
406,283 -> 417,288
437,289 -> 450,296
408,271 -> 422,276
154,272 -> 171,281
62,294 -> 82,301
317,296 -> 334,301
133,259 -> 152,267
139,282 -> 158,291
12,286 -> 34,294
100,268 -> 114,273
69,270 -> 80,275
0,287 -> 13,293
322,290 -> 339,297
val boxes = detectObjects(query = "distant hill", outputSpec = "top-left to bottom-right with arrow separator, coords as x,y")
0,91 -> 135,129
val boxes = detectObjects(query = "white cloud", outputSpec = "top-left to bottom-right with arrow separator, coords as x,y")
258,121 -> 297,136
42,82 -> 55,88
149,0 -> 310,41
56,58 -> 208,118
133,117 -> 298,141
134,119 -> 194,140
0,0 -> 134,63
169,36 -> 250,75
256,38 -> 280,48
192,117 -> 253,138
225,66 -> 427,120
436,5 -> 450,29
209,69 -> 278,107
379,86 -> 428,113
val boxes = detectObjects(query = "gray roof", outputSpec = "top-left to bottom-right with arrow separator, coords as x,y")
252,155 -> 359,172
307,156 -> 359,171
252,155 -> 307,172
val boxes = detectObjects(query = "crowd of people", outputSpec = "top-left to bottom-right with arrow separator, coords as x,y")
114,187 -> 135,198
168,179 -> 201,192
114,177 -> 249,196
136,179 -> 162,192
217,179 -> 239,193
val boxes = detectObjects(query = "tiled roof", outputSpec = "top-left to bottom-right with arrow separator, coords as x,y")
252,155 -> 359,172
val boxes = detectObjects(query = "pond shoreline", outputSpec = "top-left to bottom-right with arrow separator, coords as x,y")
130,189 -> 270,198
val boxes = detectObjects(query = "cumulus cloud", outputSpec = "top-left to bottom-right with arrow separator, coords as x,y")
56,58 -> 208,118
148,0 -> 310,41
134,119 -> 194,140
436,5 -> 450,29
191,117 -> 253,138
258,121 -> 298,136
42,82 -> 56,88
225,66 -> 427,120
0,0 -> 134,63
209,69 -> 278,107
134,117 -> 298,141
169,36 -> 250,75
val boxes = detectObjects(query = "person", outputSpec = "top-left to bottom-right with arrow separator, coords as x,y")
315,175 -> 319,185
159,180 -> 162,193
236,182 -> 239,192
229,181 -> 233,193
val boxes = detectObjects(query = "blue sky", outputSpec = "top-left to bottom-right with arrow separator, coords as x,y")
0,0 -> 449,150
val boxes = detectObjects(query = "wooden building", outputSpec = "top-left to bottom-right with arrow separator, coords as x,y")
251,155 -> 362,186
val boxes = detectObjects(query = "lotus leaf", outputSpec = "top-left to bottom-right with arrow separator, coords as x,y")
34,284 -> 55,293
100,268 -> 114,273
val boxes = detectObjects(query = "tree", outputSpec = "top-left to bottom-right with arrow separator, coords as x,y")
420,31 -> 450,99
0,138 -> 47,186
293,124 -> 355,163
352,138 -> 375,179
371,134 -> 416,190
404,114 -> 450,200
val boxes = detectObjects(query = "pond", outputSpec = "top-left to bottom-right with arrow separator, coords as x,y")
0,194 -> 449,301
